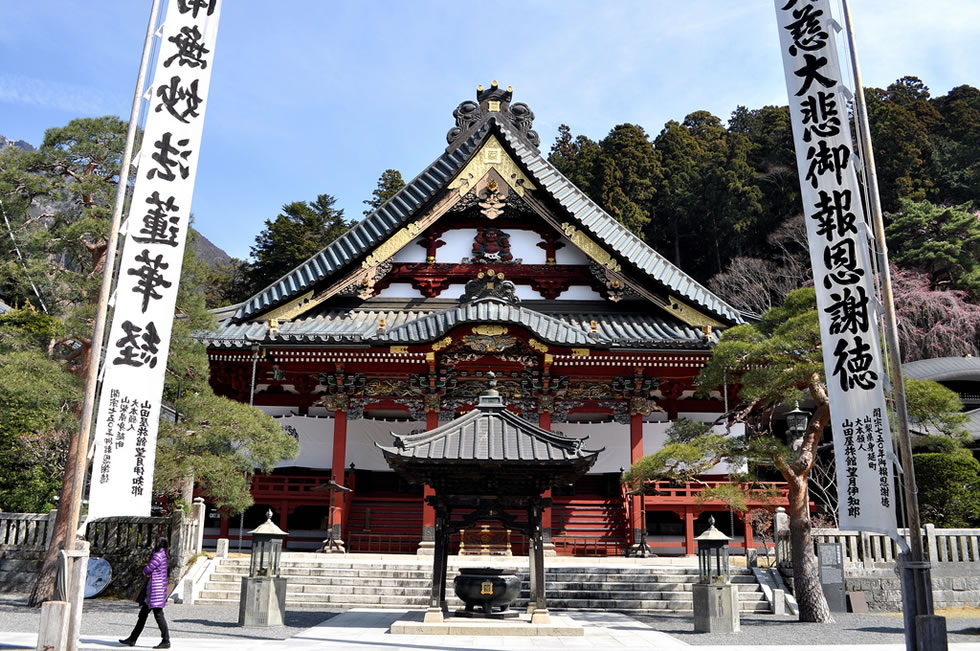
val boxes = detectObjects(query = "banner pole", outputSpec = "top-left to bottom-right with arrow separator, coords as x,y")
840,2 -> 944,648
66,0 -> 163,543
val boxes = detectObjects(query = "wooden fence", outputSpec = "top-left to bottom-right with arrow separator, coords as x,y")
776,524 -> 980,567
0,499 -> 206,596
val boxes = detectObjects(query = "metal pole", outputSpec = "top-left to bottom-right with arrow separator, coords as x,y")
839,3 -> 944,648
66,0 -> 162,546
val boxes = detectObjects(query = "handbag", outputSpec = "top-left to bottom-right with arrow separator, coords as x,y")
135,578 -> 148,604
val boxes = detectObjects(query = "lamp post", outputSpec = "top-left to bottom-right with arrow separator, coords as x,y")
315,476 -> 352,553
626,485 -> 653,558
238,510 -> 288,626
693,516 -> 740,633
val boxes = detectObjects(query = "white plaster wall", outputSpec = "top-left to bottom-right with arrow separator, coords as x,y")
554,422 -> 630,474
505,230 -> 546,263
391,236 -> 426,263
555,237 -> 590,265
642,420 -> 745,474
273,415 -> 333,469
438,229 -> 478,262
374,282 -> 423,299
273,417 -> 426,471
556,285 -> 604,301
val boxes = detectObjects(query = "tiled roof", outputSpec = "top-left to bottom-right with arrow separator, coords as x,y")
903,356 -> 980,382
201,299 -> 715,350
232,103 -> 742,326
376,391 -> 602,463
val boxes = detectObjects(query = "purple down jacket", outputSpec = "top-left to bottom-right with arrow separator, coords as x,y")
143,549 -> 169,609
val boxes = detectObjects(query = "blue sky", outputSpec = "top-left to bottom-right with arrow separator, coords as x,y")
1,1 -> 978,260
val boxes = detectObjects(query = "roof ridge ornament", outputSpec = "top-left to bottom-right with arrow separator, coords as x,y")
459,269 -> 520,304
446,81 -> 540,148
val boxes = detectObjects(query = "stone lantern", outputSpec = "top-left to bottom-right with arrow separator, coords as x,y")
785,401 -> 810,452
238,510 -> 288,627
693,516 -> 740,633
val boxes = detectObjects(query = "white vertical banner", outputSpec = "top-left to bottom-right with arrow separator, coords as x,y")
774,0 -> 897,534
88,0 -> 222,520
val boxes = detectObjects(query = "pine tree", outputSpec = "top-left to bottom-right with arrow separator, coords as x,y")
246,194 -> 351,295
363,169 -> 405,216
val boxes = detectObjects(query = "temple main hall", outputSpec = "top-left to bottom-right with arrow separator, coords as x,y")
202,82 -> 782,556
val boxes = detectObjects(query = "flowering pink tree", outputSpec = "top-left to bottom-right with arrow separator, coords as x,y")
891,265 -> 980,362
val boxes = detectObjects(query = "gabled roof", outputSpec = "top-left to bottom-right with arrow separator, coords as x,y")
201,298 -> 717,349
376,384 -> 602,464
232,86 -> 742,327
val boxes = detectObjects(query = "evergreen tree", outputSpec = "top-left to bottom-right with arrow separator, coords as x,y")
363,169 -> 405,216
885,200 -> 980,298
155,232 -> 298,511
246,194 -> 351,295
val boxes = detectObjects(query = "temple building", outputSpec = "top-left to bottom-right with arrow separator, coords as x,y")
202,82 -> 780,556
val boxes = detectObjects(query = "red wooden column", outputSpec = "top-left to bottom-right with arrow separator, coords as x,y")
743,515 -> 754,552
629,411 -> 644,544
330,401 -> 348,543
684,508 -> 697,555
420,409 -> 439,553
539,410 -> 553,548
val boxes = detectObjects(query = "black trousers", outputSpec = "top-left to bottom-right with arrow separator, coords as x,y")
128,603 -> 169,643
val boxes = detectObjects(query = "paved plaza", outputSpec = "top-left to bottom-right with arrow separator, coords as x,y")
0,596 -> 978,651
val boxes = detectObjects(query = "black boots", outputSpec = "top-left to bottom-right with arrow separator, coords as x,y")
118,640 -> 136,647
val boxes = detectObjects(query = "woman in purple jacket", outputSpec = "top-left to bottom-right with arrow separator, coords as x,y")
119,536 -> 171,648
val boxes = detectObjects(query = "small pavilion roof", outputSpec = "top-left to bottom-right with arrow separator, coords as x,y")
376,375 -> 602,494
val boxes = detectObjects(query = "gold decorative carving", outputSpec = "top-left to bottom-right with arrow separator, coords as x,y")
544,353 -> 554,365
425,352 -> 435,363
666,295 -> 724,328
362,221 -> 424,269
487,100 -> 501,112
560,223 -> 621,272
528,339 -> 549,353
389,345 -> 409,354
462,334 -> 517,353
260,290 -> 315,322
431,336 -> 452,352
570,348 -> 590,357
472,325 -> 509,336
448,135 -> 536,198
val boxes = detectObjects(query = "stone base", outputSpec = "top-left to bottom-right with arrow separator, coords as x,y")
416,540 -> 435,556
320,538 -> 346,553
390,610 -> 583,636
238,576 -> 287,627
693,583 -> 740,633
423,606 -> 445,623
543,542 -> 557,557
530,607 -> 551,625
455,608 -> 519,619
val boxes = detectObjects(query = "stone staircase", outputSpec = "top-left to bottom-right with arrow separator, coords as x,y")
194,555 -> 769,613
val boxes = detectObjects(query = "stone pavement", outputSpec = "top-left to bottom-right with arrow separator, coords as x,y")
2,609 -> 980,651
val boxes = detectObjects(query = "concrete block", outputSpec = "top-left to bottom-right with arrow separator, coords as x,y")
238,576 -> 287,627
693,583 -> 740,633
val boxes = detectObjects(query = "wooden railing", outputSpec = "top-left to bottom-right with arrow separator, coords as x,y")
777,525 -> 980,567
0,501 -> 205,572
347,533 -> 419,554
0,511 -> 57,550
552,536 -> 628,557
643,480 -> 790,505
